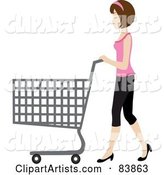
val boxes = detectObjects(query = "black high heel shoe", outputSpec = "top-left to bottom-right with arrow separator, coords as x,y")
138,144 -> 152,161
97,153 -> 114,163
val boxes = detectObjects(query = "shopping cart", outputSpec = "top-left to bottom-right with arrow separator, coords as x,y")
12,59 -> 103,164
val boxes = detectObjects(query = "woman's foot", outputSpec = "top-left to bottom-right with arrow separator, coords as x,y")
97,149 -> 114,163
141,142 -> 147,157
97,153 -> 114,163
138,144 -> 152,161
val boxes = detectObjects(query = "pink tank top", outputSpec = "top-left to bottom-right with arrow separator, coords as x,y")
114,33 -> 135,77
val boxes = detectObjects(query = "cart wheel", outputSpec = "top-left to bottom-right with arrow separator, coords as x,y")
71,154 -> 81,164
32,154 -> 41,164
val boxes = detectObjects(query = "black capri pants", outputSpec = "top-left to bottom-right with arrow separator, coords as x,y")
112,75 -> 137,127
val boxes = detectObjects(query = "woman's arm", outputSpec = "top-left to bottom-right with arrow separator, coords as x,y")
100,34 -> 132,70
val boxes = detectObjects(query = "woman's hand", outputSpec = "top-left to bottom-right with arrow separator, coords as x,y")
99,55 -> 109,63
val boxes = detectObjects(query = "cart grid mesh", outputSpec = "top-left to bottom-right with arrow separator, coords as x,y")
13,79 -> 90,129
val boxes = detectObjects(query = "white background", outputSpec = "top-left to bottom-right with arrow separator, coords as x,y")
0,0 -> 163,174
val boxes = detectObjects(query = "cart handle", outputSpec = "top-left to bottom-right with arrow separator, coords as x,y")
93,59 -> 104,64
89,59 -> 103,80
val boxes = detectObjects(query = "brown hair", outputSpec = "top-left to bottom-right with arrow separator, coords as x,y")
110,0 -> 135,28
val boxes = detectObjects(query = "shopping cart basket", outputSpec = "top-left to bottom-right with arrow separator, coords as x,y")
13,59 -> 103,164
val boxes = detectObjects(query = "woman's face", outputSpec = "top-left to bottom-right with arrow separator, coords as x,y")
112,10 -> 121,29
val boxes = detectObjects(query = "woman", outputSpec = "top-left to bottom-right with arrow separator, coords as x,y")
97,0 -> 152,163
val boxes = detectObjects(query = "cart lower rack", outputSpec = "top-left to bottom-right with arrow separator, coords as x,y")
13,59 -> 103,164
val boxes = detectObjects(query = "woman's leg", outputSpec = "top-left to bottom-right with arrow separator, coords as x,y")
123,91 -> 147,157
102,126 -> 120,159
131,121 -> 147,157
102,90 -> 127,159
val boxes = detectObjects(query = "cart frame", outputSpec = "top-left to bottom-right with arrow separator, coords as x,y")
13,59 -> 103,164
